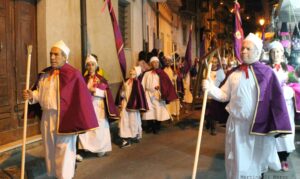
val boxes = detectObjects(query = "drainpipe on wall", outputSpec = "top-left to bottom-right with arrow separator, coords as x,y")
80,0 -> 88,73
156,2 -> 159,39
142,0 -> 148,51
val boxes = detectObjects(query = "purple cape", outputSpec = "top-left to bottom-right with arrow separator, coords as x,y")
154,69 -> 178,104
84,73 -> 119,120
288,83 -> 300,113
249,62 -> 291,134
216,63 -> 292,134
115,78 -> 149,111
29,64 -> 99,134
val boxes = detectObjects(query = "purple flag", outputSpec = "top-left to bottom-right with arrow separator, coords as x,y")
233,1 -> 244,63
103,0 -> 126,79
183,24 -> 192,74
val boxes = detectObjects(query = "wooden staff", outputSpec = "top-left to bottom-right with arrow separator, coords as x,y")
21,45 -> 32,179
172,44 -> 179,120
217,48 -> 225,72
192,57 -> 213,179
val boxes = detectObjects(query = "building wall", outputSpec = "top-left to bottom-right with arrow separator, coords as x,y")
145,2 -> 157,51
37,0 -> 81,72
37,0 -> 143,84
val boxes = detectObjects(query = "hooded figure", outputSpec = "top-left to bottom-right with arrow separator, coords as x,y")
203,33 -> 291,179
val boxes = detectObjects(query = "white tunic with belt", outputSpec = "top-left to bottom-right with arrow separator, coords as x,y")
273,68 -> 295,152
142,70 -> 170,121
31,73 -> 77,179
208,68 -> 280,179
119,79 -> 143,139
78,79 -> 112,153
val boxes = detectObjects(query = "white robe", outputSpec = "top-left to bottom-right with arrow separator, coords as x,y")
210,68 -> 226,87
164,67 -> 180,116
208,68 -> 280,179
31,73 -> 77,179
78,85 -> 112,153
142,71 -> 170,121
273,68 -> 295,152
119,79 -> 143,139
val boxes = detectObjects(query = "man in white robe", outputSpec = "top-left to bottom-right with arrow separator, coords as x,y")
203,33 -> 291,178
142,57 -> 177,134
23,41 -> 98,179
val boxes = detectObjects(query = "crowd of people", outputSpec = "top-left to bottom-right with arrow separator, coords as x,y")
22,28 -> 300,178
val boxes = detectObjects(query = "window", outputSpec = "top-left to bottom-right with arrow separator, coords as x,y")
118,0 -> 131,48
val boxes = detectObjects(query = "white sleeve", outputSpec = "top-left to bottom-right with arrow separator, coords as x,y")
208,77 -> 230,102
94,88 -> 105,98
215,69 -> 226,87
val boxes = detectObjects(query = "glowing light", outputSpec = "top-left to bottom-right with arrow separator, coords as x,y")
259,18 -> 265,26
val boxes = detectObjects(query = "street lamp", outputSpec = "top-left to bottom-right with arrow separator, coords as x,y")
259,18 -> 265,40
259,18 -> 265,26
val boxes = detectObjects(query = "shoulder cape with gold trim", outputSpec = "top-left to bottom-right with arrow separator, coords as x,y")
29,64 -> 99,134
84,73 -> 119,120
225,62 -> 292,135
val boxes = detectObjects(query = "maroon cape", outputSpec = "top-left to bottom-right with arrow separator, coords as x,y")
138,69 -> 178,103
84,73 -> 119,120
29,64 -> 99,134
216,62 -> 291,135
115,78 -> 149,112
154,69 -> 178,104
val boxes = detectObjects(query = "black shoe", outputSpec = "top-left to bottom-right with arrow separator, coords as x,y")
131,137 -> 140,143
120,140 -> 131,148
153,129 -> 159,134
210,129 -> 217,136
145,129 -> 152,134
205,121 -> 210,130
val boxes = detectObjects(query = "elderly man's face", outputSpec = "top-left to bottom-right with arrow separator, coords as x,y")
50,47 -> 66,68
151,61 -> 160,69
241,40 -> 259,64
270,48 -> 284,64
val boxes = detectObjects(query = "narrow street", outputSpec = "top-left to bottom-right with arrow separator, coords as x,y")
0,109 -> 299,179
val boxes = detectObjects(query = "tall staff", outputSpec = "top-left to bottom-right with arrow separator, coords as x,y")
21,45 -> 32,179
191,53 -> 214,179
172,43 -> 179,120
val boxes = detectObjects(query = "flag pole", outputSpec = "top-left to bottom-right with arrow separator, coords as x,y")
191,54 -> 213,179
172,43 -> 179,120
21,45 -> 32,179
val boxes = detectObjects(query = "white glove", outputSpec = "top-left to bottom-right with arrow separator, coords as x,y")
202,79 -> 212,92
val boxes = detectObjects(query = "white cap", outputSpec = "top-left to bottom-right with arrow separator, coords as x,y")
134,66 -> 142,76
52,40 -> 70,59
85,55 -> 98,66
244,33 -> 263,51
269,41 -> 284,51
150,56 -> 159,63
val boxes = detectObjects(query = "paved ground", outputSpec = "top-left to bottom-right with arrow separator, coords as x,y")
0,110 -> 299,179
